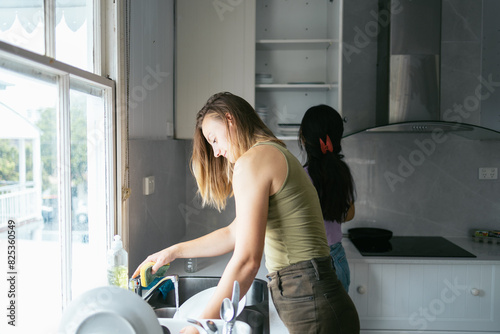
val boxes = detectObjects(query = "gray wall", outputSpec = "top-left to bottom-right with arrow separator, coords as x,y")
441,0 -> 483,127
128,0 -> 174,139
128,139 -> 187,269
127,0 -> 187,269
341,0 -> 379,135
442,0 -> 500,132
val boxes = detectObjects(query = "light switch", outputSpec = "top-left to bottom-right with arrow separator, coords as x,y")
166,122 -> 174,137
143,176 -> 155,195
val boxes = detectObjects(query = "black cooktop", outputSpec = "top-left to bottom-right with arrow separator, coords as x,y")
351,236 -> 476,257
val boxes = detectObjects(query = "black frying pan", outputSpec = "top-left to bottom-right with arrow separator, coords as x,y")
348,228 -> 393,243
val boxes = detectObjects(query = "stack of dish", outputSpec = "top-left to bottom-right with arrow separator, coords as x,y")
255,106 -> 268,123
59,286 -> 163,334
278,123 -> 300,136
255,73 -> 273,84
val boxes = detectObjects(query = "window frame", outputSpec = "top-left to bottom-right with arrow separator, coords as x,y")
0,39 -> 119,307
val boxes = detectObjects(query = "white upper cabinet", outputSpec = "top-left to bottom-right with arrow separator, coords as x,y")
175,0 -> 342,140
255,0 -> 343,140
175,0 -> 256,139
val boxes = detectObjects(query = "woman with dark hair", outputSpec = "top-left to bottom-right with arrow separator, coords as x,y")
299,104 -> 356,292
134,93 -> 359,334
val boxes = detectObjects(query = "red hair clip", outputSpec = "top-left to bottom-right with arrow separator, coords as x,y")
319,135 -> 334,154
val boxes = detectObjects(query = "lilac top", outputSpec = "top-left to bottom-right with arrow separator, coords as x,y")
305,167 -> 343,246
323,217 -> 342,245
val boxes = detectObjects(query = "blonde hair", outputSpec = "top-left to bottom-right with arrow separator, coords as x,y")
191,92 -> 284,211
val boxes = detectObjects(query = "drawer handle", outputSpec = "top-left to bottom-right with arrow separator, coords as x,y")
357,285 -> 366,294
470,288 -> 480,296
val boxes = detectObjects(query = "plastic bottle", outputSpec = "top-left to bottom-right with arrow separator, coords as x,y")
184,257 -> 198,273
107,235 -> 129,289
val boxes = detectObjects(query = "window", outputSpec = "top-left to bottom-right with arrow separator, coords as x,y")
0,1 -> 117,332
0,0 -> 45,55
0,0 -> 97,72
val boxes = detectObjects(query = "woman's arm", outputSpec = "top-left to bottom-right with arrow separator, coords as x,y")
132,223 -> 236,278
345,203 -> 355,222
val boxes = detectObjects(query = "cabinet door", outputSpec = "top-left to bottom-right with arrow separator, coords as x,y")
175,0 -> 255,139
350,263 -> 500,332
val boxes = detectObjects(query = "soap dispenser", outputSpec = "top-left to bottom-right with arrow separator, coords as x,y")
107,235 -> 129,289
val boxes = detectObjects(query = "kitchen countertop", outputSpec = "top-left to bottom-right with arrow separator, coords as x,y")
166,236 -> 500,333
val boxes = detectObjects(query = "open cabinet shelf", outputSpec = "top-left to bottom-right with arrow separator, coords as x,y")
255,0 -> 343,138
256,83 -> 337,90
256,39 -> 338,50
277,135 -> 299,141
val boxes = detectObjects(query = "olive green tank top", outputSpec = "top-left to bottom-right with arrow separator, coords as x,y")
254,142 -> 330,272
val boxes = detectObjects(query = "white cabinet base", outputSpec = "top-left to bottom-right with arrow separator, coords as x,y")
360,331 -> 500,334
350,262 -> 500,333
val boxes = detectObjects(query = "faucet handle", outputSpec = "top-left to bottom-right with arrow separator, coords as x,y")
129,277 -> 142,296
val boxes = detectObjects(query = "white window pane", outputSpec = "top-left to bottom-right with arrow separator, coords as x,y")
69,85 -> 109,298
56,0 -> 94,71
0,0 -> 45,54
0,66 -> 62,333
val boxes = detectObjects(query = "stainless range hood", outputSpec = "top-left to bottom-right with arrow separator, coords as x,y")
363,120 -> 500,140
375,0 -> 442,129
370,0 -> 500,139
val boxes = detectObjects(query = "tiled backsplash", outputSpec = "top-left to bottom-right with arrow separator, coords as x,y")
340,132 -> 500,237
185,135 -> 500,239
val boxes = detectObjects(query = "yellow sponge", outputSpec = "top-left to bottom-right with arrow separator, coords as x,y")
140,261 -> 170,287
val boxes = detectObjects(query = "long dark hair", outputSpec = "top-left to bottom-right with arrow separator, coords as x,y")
299,105 -> 355,222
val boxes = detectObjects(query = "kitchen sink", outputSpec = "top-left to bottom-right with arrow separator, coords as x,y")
149,276 -> 269,334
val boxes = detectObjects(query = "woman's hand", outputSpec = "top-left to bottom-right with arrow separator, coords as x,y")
131,246 -> 177,278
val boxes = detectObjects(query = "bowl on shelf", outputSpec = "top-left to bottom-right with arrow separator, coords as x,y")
256,106 -> 268,122
256,73 -> 273,84
277,123 -> 300,136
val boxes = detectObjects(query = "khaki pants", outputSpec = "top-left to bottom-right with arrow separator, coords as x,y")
267,256 -> 360,334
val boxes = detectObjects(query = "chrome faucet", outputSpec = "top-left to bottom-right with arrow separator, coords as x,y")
130,274 -> 179,303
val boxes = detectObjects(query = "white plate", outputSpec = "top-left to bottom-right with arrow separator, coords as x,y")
59,286 -> 162,334
76,312 -> 135,334
173,287 -> 247,319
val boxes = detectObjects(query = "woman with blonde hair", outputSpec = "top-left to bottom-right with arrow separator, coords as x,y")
134,92 -> 359,334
